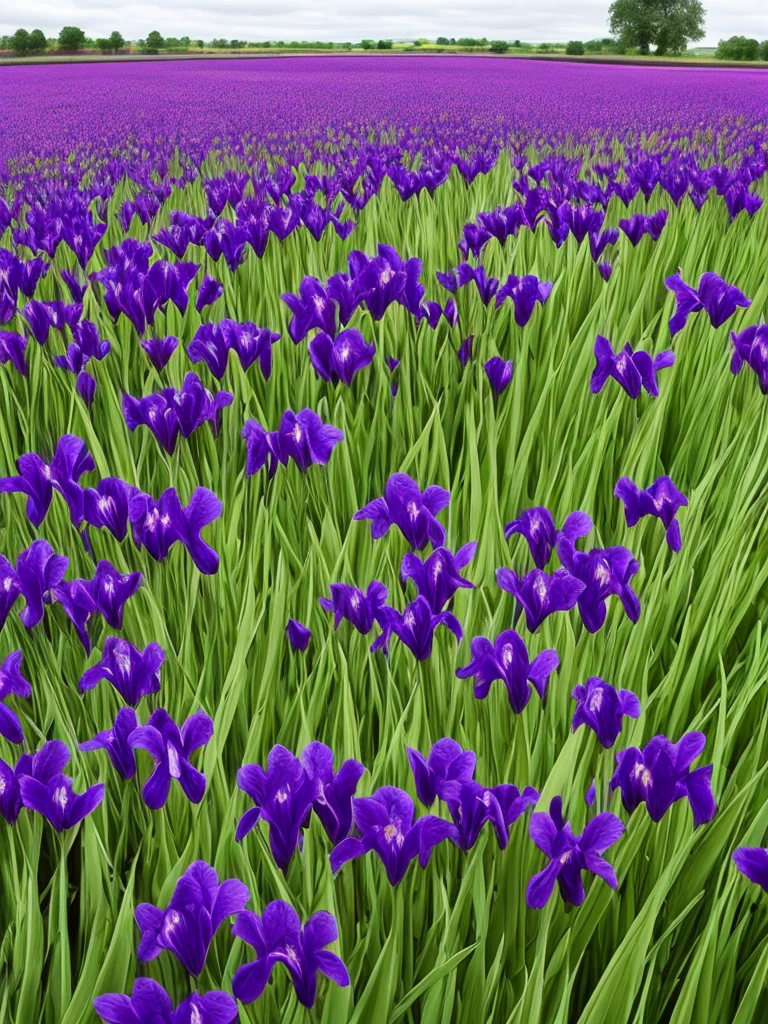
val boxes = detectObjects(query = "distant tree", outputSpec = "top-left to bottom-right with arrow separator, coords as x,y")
436,36 -> 450,44
715,35 -> 760,60
512,39 -> 522,47
109,31 -> 125,51
196,39 -> 204,48
27,29 -> 46,53
230,39 -> 244,48
95,37 -> 112,53
377,39 -> 393,49
11,28 -> 31,55
211,38 -> 228,48
761,40 -> 768,60
58,25 -> 86,51
538,42 -> 553,51
180,36 -> 190,47
566,40 -> 585,54
608,0 -> 705,54
164,37 -> 182,50
489,40 -> 509,53
584,38 -> 604,51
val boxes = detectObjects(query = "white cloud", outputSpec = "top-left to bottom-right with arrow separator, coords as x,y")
0,0 -> 767,47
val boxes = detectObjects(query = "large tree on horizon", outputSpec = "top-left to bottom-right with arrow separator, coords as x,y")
609,0 -> 706,54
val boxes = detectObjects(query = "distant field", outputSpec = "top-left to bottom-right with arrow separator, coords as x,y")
1,47 -> 767,68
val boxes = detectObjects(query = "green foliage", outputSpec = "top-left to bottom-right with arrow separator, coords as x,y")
436,36 -> 451,45
2,148 -> 768,1023
10,27 -> 46,56
11,28 -> 31,55
58,25 -> 86,51
715,36 -> 760,60
566,40 -> 586,54
109,31 -> 125,51
761,40 -> 768,60
360,39 -> 375,49
377,39 -> 393,49
28,29 -> 47,54
608,0 -> 705,54
457,37 -> 488,47
489,41 -> 510,53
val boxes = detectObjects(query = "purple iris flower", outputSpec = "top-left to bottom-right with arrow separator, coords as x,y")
615,476 -> 688,552
52,320 -> 110,374
123,373 -> 233,454
51,561 -> 142,652
19,752 -> 104,832
308,329 -> 375,385
195,275 -> 225,312
79,707 -> 138,780
526,797 -> 624,909
589,228 -> 619,262
140,335 -> 178,372
619,211 -> 668,245
188,320 -> 278,380
571,677 -> 641,748
281,276 -> 339,343
232,902 -> 350,1008
23,299 -> 81,344
61,269 -> 88,303
456,630 -> 559,712
496,567 -> 585,632
130,708 -> 213,810
495,275 -> 552,326
94,978 -> 238,1024
330,786 -> 458,886
407,738 -> 476,808
441,780 -> 539,851
665,271 -> 750,337
318,580 -> 389,641
457,334 -> 474,366
79,637 -> 164,705
77,371 -> 96,406
376,596 -> 463,661
0,739 -> 70,825
591,336 -> 675,399
0,433 -> 95,527
610,732 -> 716,826
235,745 -> 318,872
598,261 -> 614,282
0,651 -> 32,744
400,543 -> 476,612
0,331 -> 28,376
286,618 -> 311,651
731,325 -> 768,394
557,539 -> 641,634
243,409 -> 344,477
733,849 -> 768,894
456,263 -> 499,305
504,507 -> 592,569
354,472 -> 450,550
129,487 -> 222,575
83,477 -> 137,542
484,356 -> 514,394
301,741 -> 365,844
135,860 -> 249,977
2,539 -> 69,631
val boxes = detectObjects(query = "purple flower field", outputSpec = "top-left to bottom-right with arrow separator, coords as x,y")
2,54 -> 768,1024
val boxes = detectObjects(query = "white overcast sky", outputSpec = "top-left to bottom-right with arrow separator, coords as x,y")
1,0 -> 767,47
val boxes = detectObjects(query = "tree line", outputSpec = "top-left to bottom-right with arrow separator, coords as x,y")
3,15 -> 768,62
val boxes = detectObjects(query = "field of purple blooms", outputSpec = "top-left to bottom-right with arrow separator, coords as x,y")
2,54 -> 768,1024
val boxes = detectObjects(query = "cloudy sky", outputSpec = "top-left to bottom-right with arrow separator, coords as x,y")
1,0 -> 767,47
